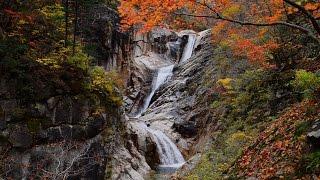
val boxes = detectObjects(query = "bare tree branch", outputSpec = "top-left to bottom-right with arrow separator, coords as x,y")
173,12 -> 320,44
177,1 -> 320,44
284,0 -> 320,35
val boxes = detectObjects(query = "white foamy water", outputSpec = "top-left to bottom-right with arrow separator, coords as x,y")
180,34 -> 197,63
133,33 -> 201,173
136,65 -> 174,117
138,123 -> 185,168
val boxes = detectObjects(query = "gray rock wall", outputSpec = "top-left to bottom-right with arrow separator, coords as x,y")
0,94 -> 118,179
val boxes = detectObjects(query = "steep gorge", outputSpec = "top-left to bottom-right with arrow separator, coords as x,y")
2,1 -> 320,179
117,29 -> 219,179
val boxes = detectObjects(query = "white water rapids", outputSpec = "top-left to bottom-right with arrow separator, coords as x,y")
180,34 -> 197,63
134,33 -> 197,173
136,65 -> 175,117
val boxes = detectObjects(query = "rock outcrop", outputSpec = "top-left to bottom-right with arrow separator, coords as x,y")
81,4 -> 131,72
139,30 -> 215,155
0,94 -> 116,179
125,28 -> 187,116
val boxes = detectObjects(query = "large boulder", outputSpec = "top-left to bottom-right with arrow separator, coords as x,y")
307,120 -> 320,148
8,126 -> 33,148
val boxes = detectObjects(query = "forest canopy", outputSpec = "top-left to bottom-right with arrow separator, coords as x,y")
119,0 -> 320,66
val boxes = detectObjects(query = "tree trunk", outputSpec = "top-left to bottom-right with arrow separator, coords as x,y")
65,0 -> 69,48
73,0 -> 78,55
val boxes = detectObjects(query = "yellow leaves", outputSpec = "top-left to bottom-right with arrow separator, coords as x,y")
17,19 -> 28,26
39,4 -> 64,20
222,4 -> 242,18
36,58 -> 62,69
226,131 -> 252,146
217,78 -> 233,90
89,67 -> 123,106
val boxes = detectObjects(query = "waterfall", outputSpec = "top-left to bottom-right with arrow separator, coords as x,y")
134,64 -> 186,171
133,34 -> 198,173
138,123 -> 185,169
135,65 -> 174,117
180,34 -> 197,63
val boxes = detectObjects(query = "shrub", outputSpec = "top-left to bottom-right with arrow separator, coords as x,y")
291,70 -> 320,99
226,131 -> 252,147
89,66 -> 123,107
217,78 -> 233,90
301,150 -> 320,174
231,70 -> 273,121
229,69 -> 296,124
67,50 -> 91,71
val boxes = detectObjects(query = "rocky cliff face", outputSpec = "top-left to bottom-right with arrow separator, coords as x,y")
125,28 -> 187,116
80,4 -> 132,72
139,30 -> 216,155
0,4 -> 137,180
120,29 -> 225,178
124,28 -> 251,179
0,89 -> 120,179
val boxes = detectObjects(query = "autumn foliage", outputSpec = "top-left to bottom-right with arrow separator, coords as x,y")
235,101 -> 320,178
119,0 -> 320,66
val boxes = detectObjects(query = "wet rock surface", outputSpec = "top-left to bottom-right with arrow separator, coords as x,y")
125,29 -> 188,116
122,29 -> 221,178
139,30 -> 215,154
307,120 -> 320,148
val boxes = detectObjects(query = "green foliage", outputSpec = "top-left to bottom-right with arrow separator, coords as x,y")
67,49 -> 91,71
210,101 -> 220,109
231,70 -> 273,122
186,129 -> 255,180
294,121 -> 311,138
302,150 -> 320,174
227,69 -> 296,123
291,70 -> 320,99
88,66 -> 123,107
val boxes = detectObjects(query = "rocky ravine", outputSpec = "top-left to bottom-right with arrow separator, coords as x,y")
120,29 -> 226,179
0,19 -> 229,180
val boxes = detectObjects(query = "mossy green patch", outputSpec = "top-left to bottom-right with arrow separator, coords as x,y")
294,121 -> 311,138
301,150 -> 320,174
27,118 -> 42,133
11,108 -> 27,122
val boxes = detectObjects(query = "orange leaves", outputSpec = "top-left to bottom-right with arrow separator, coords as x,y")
3,8 -> 34,23
304,2 -> 320,11
236,101 -> 320,179
119,0 -> 320,67
232,38 -> 265,64
227,35 -> 278,67
119,0 -> 195,32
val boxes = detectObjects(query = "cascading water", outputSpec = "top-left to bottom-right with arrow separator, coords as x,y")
180,34 -> 197,63
138,123 -> 185,173
135,65 -> 174,117
134,34 -> 197,174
